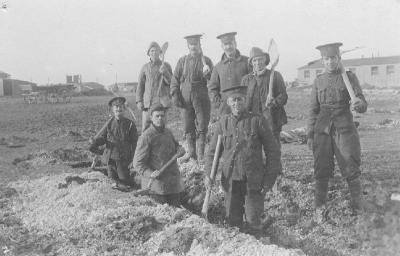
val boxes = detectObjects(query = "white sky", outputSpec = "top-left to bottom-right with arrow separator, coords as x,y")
0,0 -> 399,85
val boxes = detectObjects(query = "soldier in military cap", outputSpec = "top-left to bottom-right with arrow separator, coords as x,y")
89,97 -> 138,189
137,41 -> 173,131
134,103 -> 185,206
170,34 -> 213,162
208,32 -> 250,116
307,42 -> 367,222
242,46 -> 288,146
205,86 -> 281,237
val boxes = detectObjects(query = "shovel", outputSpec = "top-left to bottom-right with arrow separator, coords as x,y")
133,147 -> 185,196
265,39 -> 280,107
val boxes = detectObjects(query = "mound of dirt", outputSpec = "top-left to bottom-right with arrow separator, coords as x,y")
6,172 -> 303,256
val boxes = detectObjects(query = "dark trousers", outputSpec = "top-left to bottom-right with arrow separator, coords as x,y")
107,159 -> 131,185
181,85 -> 211,136
224,180 -> 264,235
150,193 -> 181,207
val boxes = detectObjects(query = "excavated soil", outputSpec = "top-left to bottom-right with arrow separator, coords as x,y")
1,91 -> 400,255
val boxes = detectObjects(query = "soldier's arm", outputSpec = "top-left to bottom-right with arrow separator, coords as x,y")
348,71 -> 368,113
205,121 -> 224,178
170,58 -> 183,96
258,116 -> 282,188
129,121 -> 139,160
204,56 -> 214,81
89,121 -> 109,154
162,62 -> 173,85
133,134 -> 153,178
273,72 -> 288,107
136,65 -> 146,104
208,66 -> 221,99
307,81 -> 320,139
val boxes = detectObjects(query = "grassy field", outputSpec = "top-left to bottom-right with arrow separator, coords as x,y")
0,89 -> 399,255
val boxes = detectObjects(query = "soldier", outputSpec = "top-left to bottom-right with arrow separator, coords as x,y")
205,86 -> 282,237
137,41 -> 173,131
307,42 -> 368,222
243,47 -> 288,146
170,34 -> 213,162
89,97 -> 138,189
134,103 -> 185,206
208,32 -> 250,116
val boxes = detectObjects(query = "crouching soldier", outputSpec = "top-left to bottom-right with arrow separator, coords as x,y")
307,42 -> 368,222
243,47 -> 288,147
89,97 -> 138,189
134,103 -> 185,207
205,86 -> 282,237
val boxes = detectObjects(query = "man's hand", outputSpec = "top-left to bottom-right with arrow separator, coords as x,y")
204,176 -> 212,190
177,145 -> 186,156
159,64 -> 169,75
351,97 -> 364,112
150,170 -> 161,179
307,138 -> 313,151
265,96 -> 276,108
136,102 -> 144,111
203,65 -> 211,76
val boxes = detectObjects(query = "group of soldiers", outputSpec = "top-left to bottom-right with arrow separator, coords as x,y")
89,32 -> 368,238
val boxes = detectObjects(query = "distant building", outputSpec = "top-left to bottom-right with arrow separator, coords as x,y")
0,70 -> 11,79
297,55 -> 400,88
0,79 -> 37,96
107,82 -> 137,92
74,82 -> 105,93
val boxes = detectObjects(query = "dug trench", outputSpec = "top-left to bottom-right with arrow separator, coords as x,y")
2,144 -> 399,256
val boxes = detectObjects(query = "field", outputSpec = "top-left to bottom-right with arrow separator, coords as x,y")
0,89 -> 399,255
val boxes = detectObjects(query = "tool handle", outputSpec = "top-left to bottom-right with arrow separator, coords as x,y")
201,135 -> 222,216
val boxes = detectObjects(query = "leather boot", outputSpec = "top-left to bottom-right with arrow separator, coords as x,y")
347,177 -> 363,215
180,134 -> 197,163
197,133 -> 206,163
314,178 -> 329,224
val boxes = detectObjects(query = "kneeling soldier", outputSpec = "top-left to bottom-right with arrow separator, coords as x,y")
134,103 -> 184,207
89,97 -> 138,189
205,86 -> 282,237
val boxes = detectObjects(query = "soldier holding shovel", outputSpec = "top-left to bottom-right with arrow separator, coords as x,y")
137,42 -> 172,132
134,103 -> 185,206
307,42 -> 367,223
205,86 -> 281,238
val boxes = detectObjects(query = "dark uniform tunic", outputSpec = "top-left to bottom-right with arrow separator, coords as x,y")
208,50 -> 250,115
206,111 -> 281,232
90,116 -> 138,185
170,54 -> 213,138
307,70 -> 367,181
242,69 -> 288,145
134,124 -> 184,204
137,60 -> 173,131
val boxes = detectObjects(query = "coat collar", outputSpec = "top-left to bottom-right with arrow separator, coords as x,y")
221,50 -> 243,63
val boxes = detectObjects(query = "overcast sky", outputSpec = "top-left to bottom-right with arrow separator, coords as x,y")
0,0 -> 399,85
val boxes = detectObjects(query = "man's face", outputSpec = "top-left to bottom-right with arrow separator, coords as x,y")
187,42 -> 201,55
149,47 -> 161,61
321,55 -> 340,72
112,104 -> 125,119
227,95 -> 245,116
221,40 -> 237,57
151,110 -> 166,127
252,55 -> 266,72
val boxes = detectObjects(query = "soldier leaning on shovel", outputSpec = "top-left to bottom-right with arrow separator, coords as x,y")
89,97 -> 138,190
208,32 -> 250,117
134,103 -> 185,207
170,34 -> 213,163
137,42 -> 173,131
205,86 -> 282,238
242,46 -> 288,147
307,42 -> 368,223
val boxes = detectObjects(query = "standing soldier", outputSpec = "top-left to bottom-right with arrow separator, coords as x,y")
137,42 -> 173,131
134,103 -> 185,206
243,47 -> 288,146
307,43 -> 368,222
170,34 -> 213,162
89,97 -> 138,190
208,32 -> 250,116
205,86 -> 281,237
